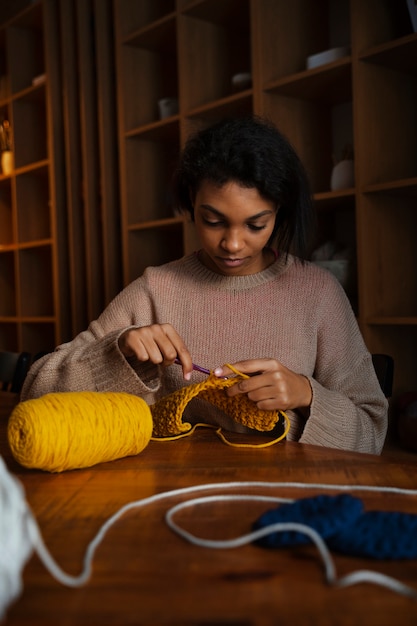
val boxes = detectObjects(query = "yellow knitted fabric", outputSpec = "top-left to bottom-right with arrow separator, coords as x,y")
151,369 -> 282,437
8,391 -> 153,473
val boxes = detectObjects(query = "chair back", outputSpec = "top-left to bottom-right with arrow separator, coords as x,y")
0,351 -> 32,393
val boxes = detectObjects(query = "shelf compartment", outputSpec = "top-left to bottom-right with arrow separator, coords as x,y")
18,244 -> 54,317
124,132 -> 180,224
0,250 -> 16,316
360,33 -> 417,74
353,1 -> 416,53
126,222 -> 183,283
20,320 -> 56,355
263,94 -> 353,195
312,199 -> 357,309
0,179 -> 13,244
181,0 -> 250,25
116,0 -> 176,38
15,164 -> 50,243
365,324 -> 417,396
257,0 -> 350,82
355,62 -> 417,185
123,12 -> 176,50
185,90 -> 253,121
180,3 -> 251,110
264,58 -> 352,105
358,194 -> 417,319
6,1 -> 44,95
120,15 -> 178,129
0,321 -> 18,351
12,84 -> 48,168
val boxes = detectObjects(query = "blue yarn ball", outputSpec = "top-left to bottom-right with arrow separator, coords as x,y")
253,494 -> 363,548
328,510 -> 417,560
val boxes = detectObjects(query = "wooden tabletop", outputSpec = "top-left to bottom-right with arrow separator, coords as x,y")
1,392 -> 417,625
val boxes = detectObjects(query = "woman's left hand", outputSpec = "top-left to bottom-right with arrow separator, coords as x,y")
214,358 -> 312,412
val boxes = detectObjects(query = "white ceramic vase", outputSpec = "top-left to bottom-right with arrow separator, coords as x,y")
330,159 -> 354,191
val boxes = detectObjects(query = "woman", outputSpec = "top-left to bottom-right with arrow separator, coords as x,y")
21,116 -> 388,453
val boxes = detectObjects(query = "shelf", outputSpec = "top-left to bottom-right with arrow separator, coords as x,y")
181,0 -> 250,28
7,1 -> 44,96
128,216 -> 183,232
0,0 -> 67,353
0,250 -> 16,316
125,117 -> 180,141
186,90 -> 253,120
124,131 -> 180,224
264,58 -> 352,104
180,5 -> 252,110
116,1 -> 176,37
114,0 -> 417,399
123,13 -> 177,52
314,188 -> 355,209
18,244 -> 54,317
363,176 -> 417,196
360,33 -> 417,74
126,221 -> 184,283
0,181 -> 13,244
367,317 -> 417,326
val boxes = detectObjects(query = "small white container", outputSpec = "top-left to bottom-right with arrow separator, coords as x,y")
306,46 -> 350,70
231,72 -> 252,90
157,97 -> 178,120
330,159 -> 354,191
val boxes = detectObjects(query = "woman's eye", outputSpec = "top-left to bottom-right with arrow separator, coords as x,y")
203,218 -> 223,227
248,223 -> 266,231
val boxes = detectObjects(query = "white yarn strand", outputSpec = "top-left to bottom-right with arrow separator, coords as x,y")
0,457 -> 34,620
1,457 -> 417,620
165,495 -> 417,600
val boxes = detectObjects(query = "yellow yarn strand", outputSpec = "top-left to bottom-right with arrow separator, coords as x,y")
151,415 -> 290,448
150,363 -> 290,444
7,392 -> 153,473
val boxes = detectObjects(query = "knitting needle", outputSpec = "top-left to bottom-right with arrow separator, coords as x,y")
174,357 -> 210,375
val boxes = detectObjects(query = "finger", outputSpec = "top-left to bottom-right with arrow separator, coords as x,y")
214,359 -> 276,379
160,325 -> 193,379
118,329 -> 150,361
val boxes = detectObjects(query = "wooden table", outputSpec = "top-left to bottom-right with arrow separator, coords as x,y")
1,392 -> 417,625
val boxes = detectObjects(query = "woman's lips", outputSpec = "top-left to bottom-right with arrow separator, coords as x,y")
218,257 -> 246,268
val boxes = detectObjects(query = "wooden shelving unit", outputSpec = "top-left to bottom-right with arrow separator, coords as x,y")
114,0 -> 417,399
0,0 -> 68,356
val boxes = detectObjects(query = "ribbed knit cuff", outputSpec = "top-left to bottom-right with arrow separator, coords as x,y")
299,377 -> 362,452
86,327 -> 161,400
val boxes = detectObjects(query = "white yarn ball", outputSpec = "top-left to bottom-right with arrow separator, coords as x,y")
0,455 -> 34,619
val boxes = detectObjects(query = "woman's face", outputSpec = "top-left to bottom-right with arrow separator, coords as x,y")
193,179 -> 277,276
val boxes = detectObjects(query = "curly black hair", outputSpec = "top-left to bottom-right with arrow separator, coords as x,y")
171,116 -> 315,259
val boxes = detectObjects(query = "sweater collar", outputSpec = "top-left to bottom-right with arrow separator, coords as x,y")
184,251 -> 294,290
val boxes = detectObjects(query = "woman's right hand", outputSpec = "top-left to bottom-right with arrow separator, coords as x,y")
118,324 -> 193,379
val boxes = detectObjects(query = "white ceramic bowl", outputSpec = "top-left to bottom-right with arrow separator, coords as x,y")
306,46 -> 350,70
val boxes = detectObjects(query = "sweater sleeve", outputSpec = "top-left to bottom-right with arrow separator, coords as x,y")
21,277 -> 161,402
288,273 -> 388,454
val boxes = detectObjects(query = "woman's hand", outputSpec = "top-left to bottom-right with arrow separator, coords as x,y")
118,324 -> 193,379
214,358 -> 312,412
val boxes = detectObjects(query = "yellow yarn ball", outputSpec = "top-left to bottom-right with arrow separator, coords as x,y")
7,392 -> 153,473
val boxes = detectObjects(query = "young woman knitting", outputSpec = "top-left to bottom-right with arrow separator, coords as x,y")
21,116 -> 388,454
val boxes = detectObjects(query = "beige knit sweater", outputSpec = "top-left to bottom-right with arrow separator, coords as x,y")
21,253 -> 388,454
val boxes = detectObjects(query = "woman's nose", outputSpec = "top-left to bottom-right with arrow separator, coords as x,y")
221,230 -> 243,252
